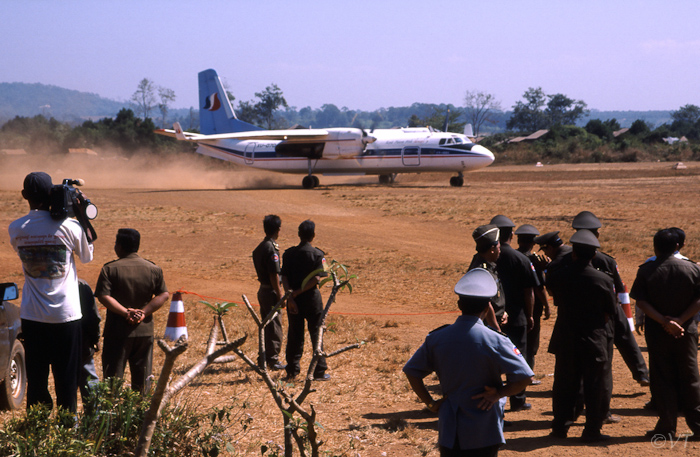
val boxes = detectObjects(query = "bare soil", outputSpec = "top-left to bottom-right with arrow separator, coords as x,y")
1,154 -> 700,456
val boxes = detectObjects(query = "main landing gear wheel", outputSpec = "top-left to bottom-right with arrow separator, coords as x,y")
302,175 -> 320,189
378,173 -> 396,185
450,176 -> 464,187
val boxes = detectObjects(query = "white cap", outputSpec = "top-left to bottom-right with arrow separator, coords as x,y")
454,268 -> 497,298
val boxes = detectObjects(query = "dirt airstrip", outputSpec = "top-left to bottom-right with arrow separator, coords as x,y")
1,154 -> 700,456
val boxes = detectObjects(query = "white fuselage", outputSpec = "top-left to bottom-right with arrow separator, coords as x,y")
194,127 -> 494,175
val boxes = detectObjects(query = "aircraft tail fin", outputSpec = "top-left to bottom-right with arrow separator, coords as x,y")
464,123 -> 474,137
198,69 -> 263,134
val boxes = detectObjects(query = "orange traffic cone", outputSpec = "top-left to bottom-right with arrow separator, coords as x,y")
164,292 -> 188,341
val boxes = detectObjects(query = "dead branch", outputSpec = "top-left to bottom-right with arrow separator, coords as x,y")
134,321 -> 246,457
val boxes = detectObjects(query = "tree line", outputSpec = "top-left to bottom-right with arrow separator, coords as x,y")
2,77 -> 699,164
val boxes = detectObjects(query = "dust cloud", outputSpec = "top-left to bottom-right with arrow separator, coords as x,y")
0,148 -> 298,191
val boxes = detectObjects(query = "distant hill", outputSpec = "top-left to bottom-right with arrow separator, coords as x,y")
0,82 -> 130,124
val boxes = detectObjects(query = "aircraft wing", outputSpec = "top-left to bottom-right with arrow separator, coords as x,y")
155,123 -> 330,142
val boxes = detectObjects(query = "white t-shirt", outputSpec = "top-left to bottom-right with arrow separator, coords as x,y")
8,210 -> 94,323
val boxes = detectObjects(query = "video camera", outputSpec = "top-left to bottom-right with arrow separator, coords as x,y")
49,179 -> 98,243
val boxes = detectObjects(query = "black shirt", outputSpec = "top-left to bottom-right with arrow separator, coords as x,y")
496,244 -> 540,326
252,237 -> 280,286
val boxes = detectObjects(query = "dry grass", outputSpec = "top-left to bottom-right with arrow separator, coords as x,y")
2,158 -> 700,455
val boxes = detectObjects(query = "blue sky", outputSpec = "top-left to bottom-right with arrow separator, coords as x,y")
2,0 -> 699,112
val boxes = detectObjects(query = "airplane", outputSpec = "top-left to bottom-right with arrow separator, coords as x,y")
155,69 -> 495,188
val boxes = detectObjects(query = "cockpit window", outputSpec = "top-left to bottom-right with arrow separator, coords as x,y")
439,139 -> 446,145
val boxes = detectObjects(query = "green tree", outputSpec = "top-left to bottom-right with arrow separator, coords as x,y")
671,104 -> 700,124
131,78 -> 157,119
254,83 -> 288,129
545,93 -> 588,127
506,87 -> 548,132
464,90 -> 502,136
629,119 -> 651,136
585,119 -> 613,140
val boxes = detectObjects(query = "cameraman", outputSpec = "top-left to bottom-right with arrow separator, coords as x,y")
8,172 -> 94,412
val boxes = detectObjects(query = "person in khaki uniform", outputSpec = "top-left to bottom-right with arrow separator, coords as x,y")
95,228 -> 169,394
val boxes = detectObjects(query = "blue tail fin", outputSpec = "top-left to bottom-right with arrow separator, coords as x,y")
198,69 -> 263,134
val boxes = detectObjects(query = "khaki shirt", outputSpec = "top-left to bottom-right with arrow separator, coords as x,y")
95,253 -> 167,338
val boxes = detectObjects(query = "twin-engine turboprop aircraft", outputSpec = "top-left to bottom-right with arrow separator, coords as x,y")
155,69 -> 495,188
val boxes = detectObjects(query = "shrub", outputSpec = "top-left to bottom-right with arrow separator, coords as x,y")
0,378 -> 242,457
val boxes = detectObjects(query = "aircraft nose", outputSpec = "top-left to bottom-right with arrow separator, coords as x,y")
471,144 -> 495,165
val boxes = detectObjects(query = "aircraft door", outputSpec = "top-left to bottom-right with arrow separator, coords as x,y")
402,146 -> 420,166
244,142 -> 256,164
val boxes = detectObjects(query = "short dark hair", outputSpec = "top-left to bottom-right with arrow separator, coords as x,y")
476,240 -> 498,254
654,228 -> 677,258
499,227 -> 513,242
457,296 -> 491,315
669,227 -> 685,250
572,243 -> 597,262
298,220 -> 315,241
263,215 -> 281,237
116,228 -> 140,253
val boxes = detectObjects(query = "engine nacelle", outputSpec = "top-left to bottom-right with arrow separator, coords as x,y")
321,128 -> 375,159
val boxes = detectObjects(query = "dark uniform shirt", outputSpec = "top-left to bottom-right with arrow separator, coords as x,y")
253,237 -> 280,287
95,253 -> 168,338
630,256 -> 700,331
281,242 -> 328,309
547,260 -> 616,342
496,244 -> 540,326
468,253 -> 505,321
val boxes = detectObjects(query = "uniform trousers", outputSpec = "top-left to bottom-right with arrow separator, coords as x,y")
612,304 -> 649,381
258,286 -> 283,365
286,303 -> 327,378
102,335 -> 154,395
646,321 -> 700,435
552,329 -> 613,435
526,301 -> 543,369
439,443 -> 499,457
22,318 -> 82,412
503,322 -> 527,409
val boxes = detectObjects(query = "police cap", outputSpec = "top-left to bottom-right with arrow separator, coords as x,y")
569,229 -> 600,248
489,214 -> 515,228
572,211 -> 602,230
514,224 -> 539,236
534,231 -> 563,248
472,224 -> 499,250
454,268 -> 497,298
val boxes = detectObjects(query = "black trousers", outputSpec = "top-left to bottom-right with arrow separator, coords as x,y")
646,321 -> 700,435
258,287 -> 283,365
440,443 -> 499,457
102,335 -> 154,395
526,301 -> 544,369
503,322 -> 527,409
552,331 -> 612,435
612,304 -> 649,381
22,319 -> 82,413
285,303 -> 327,378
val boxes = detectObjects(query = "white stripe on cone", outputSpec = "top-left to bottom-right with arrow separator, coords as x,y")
164,292 -> 188,341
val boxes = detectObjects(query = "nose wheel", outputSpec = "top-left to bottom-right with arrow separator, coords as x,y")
302,175 -> 320,189
449,172 -> 464,187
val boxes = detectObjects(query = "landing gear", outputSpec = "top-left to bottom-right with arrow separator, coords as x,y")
302,175 -> 320,189
302,158 -> 321,189
378,173 -> 396,185
450,172 -> 464,187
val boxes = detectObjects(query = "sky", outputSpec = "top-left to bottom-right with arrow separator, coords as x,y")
2,0 -> 700,113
